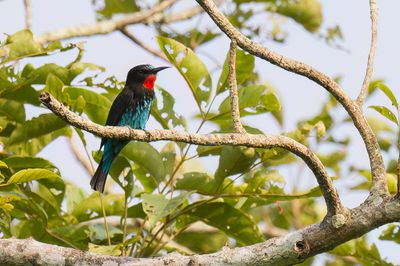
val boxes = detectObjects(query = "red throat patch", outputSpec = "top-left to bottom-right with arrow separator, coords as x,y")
143,75 -> 156,90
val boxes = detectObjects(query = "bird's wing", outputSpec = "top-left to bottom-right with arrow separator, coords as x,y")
100,88 -> 135,148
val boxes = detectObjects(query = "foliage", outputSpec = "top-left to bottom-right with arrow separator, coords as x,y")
0,1 -> 398,265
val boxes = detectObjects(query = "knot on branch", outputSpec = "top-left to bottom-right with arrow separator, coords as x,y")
330,214 -> 348,229
294,240 -> 310,257
39,91 -> 51,104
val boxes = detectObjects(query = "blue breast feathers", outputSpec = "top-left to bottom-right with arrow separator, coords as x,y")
118,98 -> 153,129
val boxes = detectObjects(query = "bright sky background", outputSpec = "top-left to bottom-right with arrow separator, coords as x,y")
1,0 -> 399,264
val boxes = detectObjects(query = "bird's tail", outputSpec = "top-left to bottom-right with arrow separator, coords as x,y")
90,159 -> 109,193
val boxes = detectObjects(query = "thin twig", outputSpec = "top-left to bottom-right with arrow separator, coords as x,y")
195,0 -> 387,196
67,137 -> 94,176
397,107 -> 400,195
23,0 -> 32,30
397,146 -> 400,195
228,40 -> 246,134
357,0 -> 378,106
37,0 -> 176,43
119,27 -> 168,62
40,92 -> 343,216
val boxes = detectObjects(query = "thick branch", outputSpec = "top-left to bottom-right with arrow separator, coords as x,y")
195,0 -> 387,195
357,0 -> 378,106
119,27 -> 168,62
228,41 -> 246,134
36,0 -> 176,43
39,92 -> 343,216
1,196 -> 399,265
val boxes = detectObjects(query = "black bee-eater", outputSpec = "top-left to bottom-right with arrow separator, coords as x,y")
91,64 -> 169,192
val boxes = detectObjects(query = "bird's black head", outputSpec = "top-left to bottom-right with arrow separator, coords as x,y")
126,64 -> 169,90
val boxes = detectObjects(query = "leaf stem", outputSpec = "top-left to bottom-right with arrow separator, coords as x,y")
98,192 -> 111,246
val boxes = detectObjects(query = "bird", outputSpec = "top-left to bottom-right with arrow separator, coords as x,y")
90,64 -> 169,192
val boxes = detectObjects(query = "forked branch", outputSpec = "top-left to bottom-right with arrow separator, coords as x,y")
39,92 -> 343,216
195,0 -> 387,195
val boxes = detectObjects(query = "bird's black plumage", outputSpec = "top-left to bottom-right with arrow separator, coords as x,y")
91,64 -> 169,192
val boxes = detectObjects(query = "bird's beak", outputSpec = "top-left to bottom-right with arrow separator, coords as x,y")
152,66 -> 170,73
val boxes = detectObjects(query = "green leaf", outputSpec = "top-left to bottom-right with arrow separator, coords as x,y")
6,126 -> 72,156
29,64 -> 71,85
212,85 -> 281,120
158,29 -> 219,50
176,172 -> 227,195
141,192 -> 191,228
215,146 -> 257,185
379,224 -> 400,244
0,30 -> 43,63
369,105 -> 398,125
176,172 -> 216,194
266,0 -> 322,32
65,183 -> 87,213
330,237 -> 393,266
185,202 -> 264,246
0,192 -> 22,207
96,0 -> 139,19
152,86 -> 186,129
1,85 -> 40,106
175,230 -> 227,254
3,156 -> 57,171
158,36 -> 212,112
352,171 -> 397,194
43,73 -> 68,106
88,224 -> 123,242
64,86 -> 111,124
88,243 -> 121,256
0,161 -> 8,169
127,202 -> 146,219
72,193 -> 124,222
7,113 -> 67,145
0,30 -> 73,64
121,142 -> 165,184
51,224 -> 90,250
25,62 -> 103,85
161,142 -> 177,178
217,48 -> 255,94
0,99 -> 25,123
35,183 -> 61,213
375,83 -> 398,108
367,116 -> 393,133
0,168 -> 60,187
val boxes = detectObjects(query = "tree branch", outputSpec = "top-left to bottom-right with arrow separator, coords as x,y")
357,0 -> 378,106
39,91 -> 343,216
119,27 -> 168,62
36,0 -> 176,44
195,0 -> 387,196
1,196 -> 399,265
228,40 -> 246,134
397,106 -> 400,195
23,0 -> 32,30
